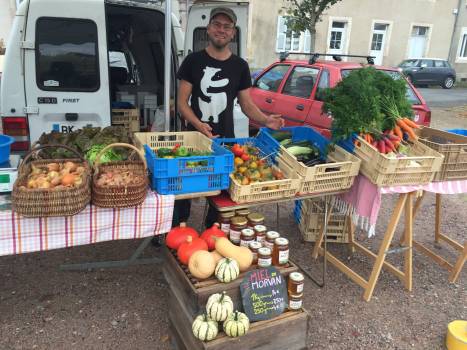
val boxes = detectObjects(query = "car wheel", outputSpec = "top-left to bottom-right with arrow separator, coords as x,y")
442,76 -> 454,89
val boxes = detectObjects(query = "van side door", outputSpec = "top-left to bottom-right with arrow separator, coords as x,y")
24,0 -> 110,144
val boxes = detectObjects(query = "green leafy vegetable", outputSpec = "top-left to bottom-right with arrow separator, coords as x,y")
85,144 -> 123,165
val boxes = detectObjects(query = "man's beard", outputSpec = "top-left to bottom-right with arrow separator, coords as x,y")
209,35 -> 230,50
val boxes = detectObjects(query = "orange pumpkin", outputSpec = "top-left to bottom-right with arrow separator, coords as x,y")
177,236 -> 208,265
200,223 -> 227,251
166,222 -> 199,250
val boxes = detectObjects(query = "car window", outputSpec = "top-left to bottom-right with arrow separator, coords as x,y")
420,59 -> 433,68
282,66 -> 319,98
315,70 -> 330,102
255,64 -> 290,92
341,69 -> 422,105
434,60 -> 447,68
399,59 -> 419,68
36,17 -> 99,91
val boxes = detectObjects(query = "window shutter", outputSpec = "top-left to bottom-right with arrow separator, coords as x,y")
276,16 -> 287,51
304,30 -> 311,52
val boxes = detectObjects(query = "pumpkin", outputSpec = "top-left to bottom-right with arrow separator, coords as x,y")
189,250 -> 216,279
223,311 -> 249,338
214,237 -> 253,272
177,236 -> 208,265
200,223 -> 227,251
166,222 -> 198,250
210,250 -> 223,265
215,258 -> 240,283
206,291 -> 233,322
192,313 -> 218,342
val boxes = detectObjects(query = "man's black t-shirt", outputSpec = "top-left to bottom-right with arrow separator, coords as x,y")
177,50 -> 252,138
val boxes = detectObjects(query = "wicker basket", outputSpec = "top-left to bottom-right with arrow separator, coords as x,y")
92,143 -> 149,208
12,144 -> 91,217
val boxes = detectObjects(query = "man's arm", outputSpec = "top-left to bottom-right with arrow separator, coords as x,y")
177,79 -> 217,138
237,88 -> 284,130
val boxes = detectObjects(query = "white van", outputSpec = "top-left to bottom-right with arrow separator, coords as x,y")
1,0 -> 249,152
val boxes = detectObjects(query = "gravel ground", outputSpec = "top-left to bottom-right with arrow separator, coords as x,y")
0,107 -> 466,350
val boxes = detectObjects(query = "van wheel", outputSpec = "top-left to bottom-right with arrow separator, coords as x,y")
442,76 -> 455,89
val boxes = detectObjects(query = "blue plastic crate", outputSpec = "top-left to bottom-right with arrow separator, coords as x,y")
293,200 -> 303,224
150,172 -> 231,195
214,136 -> 279,164
446,129 -> 467,136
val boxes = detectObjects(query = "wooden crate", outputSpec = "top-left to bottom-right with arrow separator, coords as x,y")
168,284 -> 309,350
111,108 -> 140,134
162,247 -> 299,318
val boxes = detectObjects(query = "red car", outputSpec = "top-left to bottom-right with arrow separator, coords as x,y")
249,55 -> 431,138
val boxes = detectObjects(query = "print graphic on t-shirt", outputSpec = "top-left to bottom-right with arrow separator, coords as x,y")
199,66 -> 229,123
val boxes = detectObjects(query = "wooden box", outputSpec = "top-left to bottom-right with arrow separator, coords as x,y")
162,247 -> 299,318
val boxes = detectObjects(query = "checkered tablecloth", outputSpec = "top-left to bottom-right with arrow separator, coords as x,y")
0,190 -> 174,256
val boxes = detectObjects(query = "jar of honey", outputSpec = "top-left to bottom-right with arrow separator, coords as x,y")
254,225 -> 267,244
236,208 -> 250,218
240,228 -> 255,247
272,237 -> 289,266
288,293 -> 303,311
288,272 -> 304,295
249,241 -> 262,265
257,247 -> 272,267
264,231 -> 280,250
218,211 -> 235,234
230,216 -> 247,245
247,213 -> 265,229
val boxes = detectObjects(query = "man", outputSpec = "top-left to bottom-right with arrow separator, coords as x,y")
175,7 -> 284,227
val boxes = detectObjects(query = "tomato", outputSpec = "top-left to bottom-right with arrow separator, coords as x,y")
231,144 -> 244,157
241,153 -> 250,161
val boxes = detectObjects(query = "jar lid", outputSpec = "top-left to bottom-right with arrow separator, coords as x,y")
254,225 -> 267,232
247,212 -> 265,223
266,231 -> 280,239
249,241 -> 262,249
289,272 -> 304,282
231,216 -> 248,226
241,228 -> 255,237
274,237 -> 289,246
236,209 -> 251,216
258,247 -> 271,255
220,211 -> 235,218
289,293 -> 303,299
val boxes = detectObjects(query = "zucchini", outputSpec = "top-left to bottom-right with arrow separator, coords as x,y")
270,131 -> 292,142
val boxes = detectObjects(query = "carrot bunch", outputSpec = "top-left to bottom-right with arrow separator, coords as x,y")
394,117 -> 419,141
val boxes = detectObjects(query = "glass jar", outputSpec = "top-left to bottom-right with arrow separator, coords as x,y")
257,247 -> 272,267
236,208 -> 251,218
288,293 -> 303,311
218,211 -> 235,234
264,231 -> 280,250
288,272 -> 304,295
247,213 -> 265,229
229,216 -> 247,245
254,225 -> 267,244
249,241 -> 262,265
240,228 -> 255,247
272,237 -> 289,267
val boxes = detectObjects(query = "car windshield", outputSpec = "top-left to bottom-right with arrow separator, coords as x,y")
341,69 -> 422,105
399,59 -> 420,68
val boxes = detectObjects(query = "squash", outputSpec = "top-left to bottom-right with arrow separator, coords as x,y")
210,250 -> 223,265
166,222 -> 198,250
215,258 -> 240,283
223,311 -> 249,338
200,223 -> 227,251
214,237 -> 253,272
206,291 -> 233,322
192,313 -> 218,342
188,250 -> 216,279
177,236 -> 208,265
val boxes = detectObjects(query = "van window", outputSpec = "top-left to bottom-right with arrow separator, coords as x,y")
36,17 -> 99,91
193,27 -> 240,55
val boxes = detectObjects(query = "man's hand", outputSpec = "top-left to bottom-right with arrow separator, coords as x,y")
265,114 -> 285,130
197,122 -> 219,139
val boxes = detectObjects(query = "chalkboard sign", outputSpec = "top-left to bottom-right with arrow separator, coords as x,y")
240,266 -> 288,322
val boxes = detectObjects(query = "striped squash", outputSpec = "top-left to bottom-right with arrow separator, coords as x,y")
206,291 -> 234,322
192,313 -> 218,342
215,258 -> 240,283
223,311 -> 250,338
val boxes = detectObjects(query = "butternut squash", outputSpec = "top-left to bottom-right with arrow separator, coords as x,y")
188,250 -> 216,279
214,237 -> 253,272
210,250 -> 223,265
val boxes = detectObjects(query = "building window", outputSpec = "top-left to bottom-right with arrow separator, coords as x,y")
329,21 -> 346,50
459,34 -> 467,58
276,16 -> 311,53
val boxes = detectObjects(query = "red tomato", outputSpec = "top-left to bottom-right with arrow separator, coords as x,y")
241,153 -> 250,161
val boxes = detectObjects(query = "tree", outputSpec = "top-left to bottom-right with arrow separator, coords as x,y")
283,0 -> 343,53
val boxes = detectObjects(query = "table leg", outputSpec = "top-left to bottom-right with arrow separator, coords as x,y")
448,242 -> 467,283
347,215 -> 356,254
403,192 -> 413,291
311,201 -> 334,259
435,193 -> 442,243
363,193 -> 407,302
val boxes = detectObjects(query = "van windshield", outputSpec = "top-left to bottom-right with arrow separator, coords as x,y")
341,69 -> 422,106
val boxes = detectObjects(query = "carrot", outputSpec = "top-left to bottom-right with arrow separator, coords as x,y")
368,134 -> 374,144
393,125 -> 403,140
402,118 -> 419,129
383,137 -> 396,152
396,119 -> 418,140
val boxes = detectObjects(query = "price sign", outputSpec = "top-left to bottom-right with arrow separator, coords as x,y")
240,266 -> 288,322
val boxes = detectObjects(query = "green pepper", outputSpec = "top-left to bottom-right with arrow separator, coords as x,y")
174,146 -> 189,157
157,148 -> 173,158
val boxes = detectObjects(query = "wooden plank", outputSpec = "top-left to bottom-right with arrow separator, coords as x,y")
435,193 -> 441,243
404,192 -> 413,291
168,286 -> 309,350
449,243 -> 467,283
311,202 -> 335,259
175,191 -> 221,200
438,234 -> 464,252
363,193 -> 407,302
413,240 -> 453,270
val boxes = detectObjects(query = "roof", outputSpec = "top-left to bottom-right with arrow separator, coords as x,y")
279,59 -> 398,71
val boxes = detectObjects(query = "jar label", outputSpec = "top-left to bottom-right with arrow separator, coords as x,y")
252,252 -> 258,261
258,257 -> 271,267
230,229 -> 241,243
264,242 -> 274,250
220,223 -> 230,233
256,236 -> 265,243
240,239 -> 252,247
278,249 -> 289,264
289,299 -> 302,310
296,283 -> 304,294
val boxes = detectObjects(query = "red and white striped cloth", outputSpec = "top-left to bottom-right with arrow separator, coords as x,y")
381,179 -> 467,194
0,190 -> 174,256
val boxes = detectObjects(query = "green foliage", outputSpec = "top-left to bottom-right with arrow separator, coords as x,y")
284,0 -> 343,33
322,67 -> 413,142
